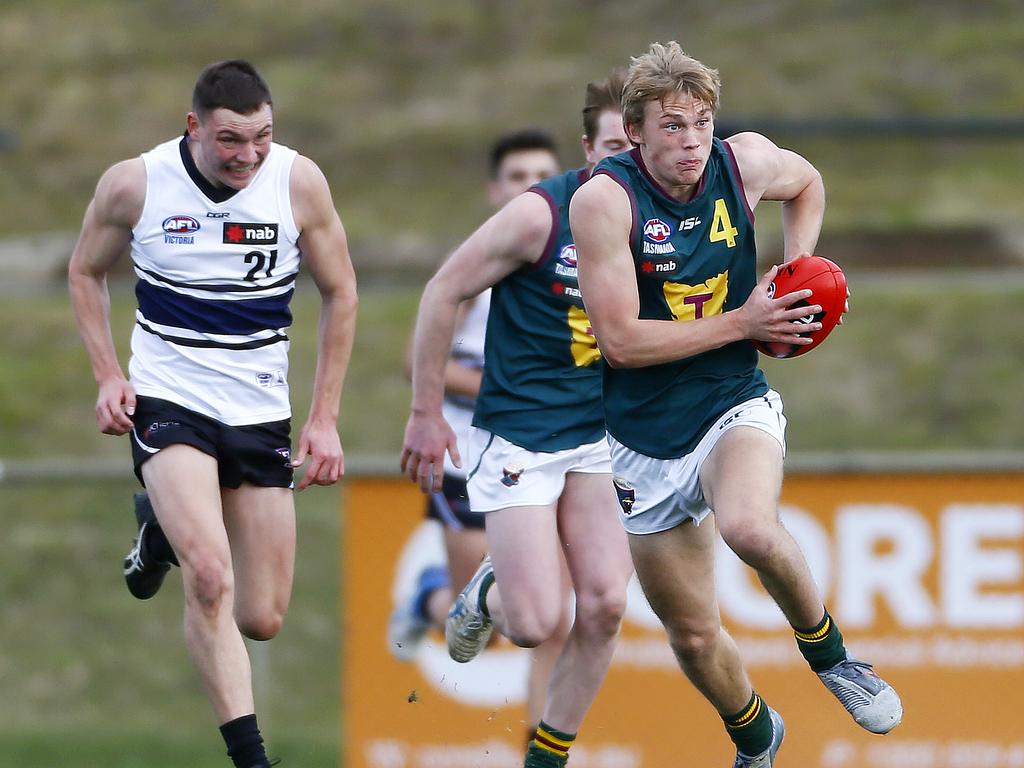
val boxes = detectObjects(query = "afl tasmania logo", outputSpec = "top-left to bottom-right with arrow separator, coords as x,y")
162,215 -> 200,234
558,244 -> 578,267
643,218 -> 672,243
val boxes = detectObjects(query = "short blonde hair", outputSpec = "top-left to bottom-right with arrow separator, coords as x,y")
622,42 -> 721,129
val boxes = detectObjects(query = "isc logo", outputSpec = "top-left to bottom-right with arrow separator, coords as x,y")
680,216 -> 702,231
643,218 -> 672,243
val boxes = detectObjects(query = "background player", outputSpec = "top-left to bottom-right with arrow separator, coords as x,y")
401,72 -> 633,768
387,128 -> 571,735
69,60 -> 358,768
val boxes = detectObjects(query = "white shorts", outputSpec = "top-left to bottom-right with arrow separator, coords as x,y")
465,428 -> 612,513
608,389 -> 786,535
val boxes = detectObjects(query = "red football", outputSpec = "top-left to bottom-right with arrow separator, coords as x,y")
754,256 -> 847,359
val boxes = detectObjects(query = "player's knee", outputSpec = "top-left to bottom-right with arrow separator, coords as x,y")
505,604 -> 562,648
665,619 -> 720,664
184,557 -> 233,618
718,518 -> 780,567
574,585 -> 627,638
238,609 -> 284,641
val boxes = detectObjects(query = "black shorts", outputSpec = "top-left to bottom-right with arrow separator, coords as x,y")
130,396 -> 293,489
426,472 -> 485,530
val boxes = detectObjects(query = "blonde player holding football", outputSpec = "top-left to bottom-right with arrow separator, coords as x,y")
571,42 -> 901,767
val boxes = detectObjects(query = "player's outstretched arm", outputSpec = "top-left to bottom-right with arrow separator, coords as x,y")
401,191 -> 552,492
290,155 -> 359,490
68,159 -> 145,436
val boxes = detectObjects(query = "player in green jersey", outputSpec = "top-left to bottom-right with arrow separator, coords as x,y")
571,42 -> 902,767
402,72 -> 633,768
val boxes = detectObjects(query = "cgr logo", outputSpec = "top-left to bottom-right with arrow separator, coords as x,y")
162,215 -> 200,234
643,218 -> 672,243
223,222 -> 279,245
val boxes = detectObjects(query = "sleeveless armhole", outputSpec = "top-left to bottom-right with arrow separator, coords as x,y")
279,148 -> 301,245
524,187 -> 559,273
592,169 -> 641,254
721,140 -> 756,225
132,154 -> 154,240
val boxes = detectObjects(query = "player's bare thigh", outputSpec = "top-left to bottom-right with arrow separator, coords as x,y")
141,444 -> 228,574
222,483 -> 296,640
556,471 -> 632,598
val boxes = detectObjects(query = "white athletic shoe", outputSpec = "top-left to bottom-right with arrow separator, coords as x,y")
817,656 -> 903,734
445,554 -> 494,663
733,707 -> 785,768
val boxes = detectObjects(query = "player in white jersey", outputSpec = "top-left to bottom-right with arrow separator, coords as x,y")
68,60 -> 357,768
387,129 -> 569,736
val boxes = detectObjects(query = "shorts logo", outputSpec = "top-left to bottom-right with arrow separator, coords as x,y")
256,369 -> 287,388
643,218 -> 672,243
275,447 -> 291,464
501,462 -> 525,487
613,476 -> 636,515
223,222 -> 279,245
142,420 -> 181,440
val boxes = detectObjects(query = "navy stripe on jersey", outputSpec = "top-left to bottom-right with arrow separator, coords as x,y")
135,319 -> 288,350
135,265 -> 298,294
136,280 -> 293,335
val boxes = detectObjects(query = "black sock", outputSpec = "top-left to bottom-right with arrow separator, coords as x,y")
220,714 -> 269,768
144,521 -> 179,566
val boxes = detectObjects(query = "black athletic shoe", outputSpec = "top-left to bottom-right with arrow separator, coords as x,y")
123,492 -> 173,600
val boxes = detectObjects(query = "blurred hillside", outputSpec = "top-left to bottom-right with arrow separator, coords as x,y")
3,0 -> 1024,278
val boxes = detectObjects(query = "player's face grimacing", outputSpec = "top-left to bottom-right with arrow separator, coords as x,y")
627,93 -> 714,198
187,104 -> 273,190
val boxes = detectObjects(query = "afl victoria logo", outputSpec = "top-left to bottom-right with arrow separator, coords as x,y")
643,218 -> 672,243
162,215 -> 200,234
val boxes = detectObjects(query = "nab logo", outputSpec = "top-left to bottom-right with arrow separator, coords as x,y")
643,218 -> 672,243
558,244 -> 578,267
162,215 -> 200,234
223,222 -> 279,245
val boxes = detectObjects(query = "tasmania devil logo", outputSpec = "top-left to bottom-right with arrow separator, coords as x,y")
501,462 -> 526,487
643,218 -> 672,243
613,477 -> 636,514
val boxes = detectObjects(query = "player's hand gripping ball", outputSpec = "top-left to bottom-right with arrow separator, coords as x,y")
754,255 -> 848,359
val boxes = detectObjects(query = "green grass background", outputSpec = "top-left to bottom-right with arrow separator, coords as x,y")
3,1 -> 1024,765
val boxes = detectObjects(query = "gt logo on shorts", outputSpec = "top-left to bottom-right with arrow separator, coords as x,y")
613,476 -> 636,514
501,462 -> 525,487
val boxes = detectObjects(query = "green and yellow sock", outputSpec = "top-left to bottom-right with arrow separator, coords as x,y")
794,608 -> 846,672
524,721 -> 576,768
723,692 -> 773,757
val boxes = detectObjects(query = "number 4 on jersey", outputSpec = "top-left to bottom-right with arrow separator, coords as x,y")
709,198 -> 737,248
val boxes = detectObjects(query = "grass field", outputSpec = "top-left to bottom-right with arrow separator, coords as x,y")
0,479 -> 341,768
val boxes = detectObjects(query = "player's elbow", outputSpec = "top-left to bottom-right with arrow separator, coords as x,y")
597,332 -> 641,369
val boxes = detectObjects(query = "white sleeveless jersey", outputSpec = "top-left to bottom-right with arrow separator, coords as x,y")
129,136 -> 301,426
441,289 -> 490,478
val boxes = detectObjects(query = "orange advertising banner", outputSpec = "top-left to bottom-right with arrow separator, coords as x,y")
343,472 -> 1024,768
